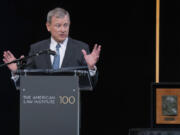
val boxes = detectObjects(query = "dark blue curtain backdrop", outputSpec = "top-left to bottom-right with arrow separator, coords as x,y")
0,0 -> 179,135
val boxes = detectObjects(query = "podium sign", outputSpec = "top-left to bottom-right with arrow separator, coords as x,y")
20,75 -> 80,135
156,88 -> 180,124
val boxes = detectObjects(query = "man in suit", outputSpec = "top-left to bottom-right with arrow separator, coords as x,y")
3,7 -> 101,86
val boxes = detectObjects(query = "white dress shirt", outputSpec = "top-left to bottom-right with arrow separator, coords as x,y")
50,37 -> 96,76
50,37 -> 68,68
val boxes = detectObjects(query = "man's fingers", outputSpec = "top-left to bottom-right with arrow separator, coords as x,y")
3,56 -> 11,63
3,58 -> 8,63
3,51 -> 12,59
96,45 -> 101,53
92,44 -> 101,56
3,52 -> 10,60
92,44 -> 98,52
20,55 -> 25,59
3,58 -> 6,62
97,45 -> 101,56
98,45 -> 101,51
93,44 -> 102,52
7,51 -> 14,58
81,49 -> 87,56
3,51 -> 8,58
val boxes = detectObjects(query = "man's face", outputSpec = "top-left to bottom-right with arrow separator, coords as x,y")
46,15 -> 70,43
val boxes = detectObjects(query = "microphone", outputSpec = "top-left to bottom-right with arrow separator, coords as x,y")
35,49 -> 56,56
0,49 -> 56,68
47,49 -> 56,55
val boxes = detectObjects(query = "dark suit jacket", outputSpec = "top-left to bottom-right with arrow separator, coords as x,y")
24,37 -> 98,88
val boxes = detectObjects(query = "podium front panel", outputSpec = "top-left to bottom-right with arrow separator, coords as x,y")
20,75 -> 80,135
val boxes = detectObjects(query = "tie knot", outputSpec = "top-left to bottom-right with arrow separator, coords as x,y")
56,44 -> 61,49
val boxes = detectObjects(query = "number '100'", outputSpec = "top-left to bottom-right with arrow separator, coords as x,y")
59,96 -> 76,104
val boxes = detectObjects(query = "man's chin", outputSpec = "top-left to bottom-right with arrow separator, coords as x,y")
56,37 -> 67,43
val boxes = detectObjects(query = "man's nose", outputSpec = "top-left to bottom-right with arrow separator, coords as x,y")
59,26 -> 66,32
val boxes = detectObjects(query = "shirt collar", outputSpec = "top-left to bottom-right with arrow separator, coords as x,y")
50,37 -> 68,49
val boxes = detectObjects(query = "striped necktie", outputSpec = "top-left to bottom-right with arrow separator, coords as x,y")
52,44 -> 61,69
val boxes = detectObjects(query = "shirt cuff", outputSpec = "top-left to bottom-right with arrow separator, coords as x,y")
11,72 -> 19,82
89,66 -> 97,76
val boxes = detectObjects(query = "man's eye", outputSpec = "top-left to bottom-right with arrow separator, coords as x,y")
64,23 -> 69,27
55,24 -> 61,27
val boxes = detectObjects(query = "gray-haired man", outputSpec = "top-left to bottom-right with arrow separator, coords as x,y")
3,7 -> 101,87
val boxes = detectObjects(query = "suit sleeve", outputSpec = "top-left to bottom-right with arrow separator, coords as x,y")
24,45 -> 36,69
11,45 -> 36,89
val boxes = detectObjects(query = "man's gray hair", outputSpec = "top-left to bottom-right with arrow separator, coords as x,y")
47,7 -> 70,23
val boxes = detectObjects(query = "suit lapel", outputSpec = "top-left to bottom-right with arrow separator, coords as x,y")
43,39 -> 52,69
61,38 -> 74,67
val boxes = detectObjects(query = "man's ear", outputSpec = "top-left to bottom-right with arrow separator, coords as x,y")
46,22 -> 51,32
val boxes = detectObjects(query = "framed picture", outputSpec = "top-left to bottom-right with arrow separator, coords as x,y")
151,83 -> 180,128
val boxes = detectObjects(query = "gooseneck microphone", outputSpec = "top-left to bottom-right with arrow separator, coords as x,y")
35,49 -> 56,56
0,49 -> 56,68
